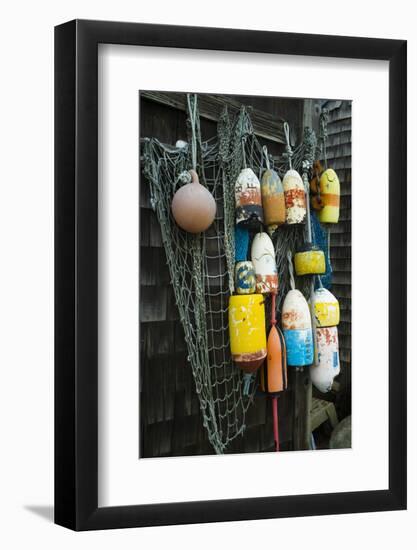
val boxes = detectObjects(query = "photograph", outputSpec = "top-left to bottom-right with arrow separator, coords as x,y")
139,91 -> 352,458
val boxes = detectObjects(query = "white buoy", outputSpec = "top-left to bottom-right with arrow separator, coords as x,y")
251,232 -> 278,294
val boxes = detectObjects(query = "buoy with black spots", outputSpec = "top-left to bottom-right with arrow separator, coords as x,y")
251,232 -> 278,294
228,294 -> 267,373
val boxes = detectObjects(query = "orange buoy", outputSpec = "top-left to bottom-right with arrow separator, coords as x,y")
261,167 -> 285,234
260,325 -> 287,395
171,169 -> 216,233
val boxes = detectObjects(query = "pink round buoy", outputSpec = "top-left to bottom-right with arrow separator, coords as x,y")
171,169 -> 216,233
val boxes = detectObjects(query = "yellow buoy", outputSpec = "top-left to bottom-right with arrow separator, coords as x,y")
310,287 -> 340,327
294,244 -> 325,276
318,168 -> 340,223
228,294 -> 267,373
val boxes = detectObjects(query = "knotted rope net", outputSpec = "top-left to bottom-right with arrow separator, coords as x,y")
142,94 -> 312,454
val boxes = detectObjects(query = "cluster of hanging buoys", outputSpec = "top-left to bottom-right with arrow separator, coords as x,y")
227,111 -> 342,449
310,286 -> 340,393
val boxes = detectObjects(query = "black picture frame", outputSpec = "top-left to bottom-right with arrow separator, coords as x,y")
55,19 -> 407,531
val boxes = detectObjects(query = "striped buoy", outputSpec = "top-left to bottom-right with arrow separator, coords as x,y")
235,168 -> 263,227
281,289 -> 313,367
310,287 -> 340,392
317,169 -> 340,224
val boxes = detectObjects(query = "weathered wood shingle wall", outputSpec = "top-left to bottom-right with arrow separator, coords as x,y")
324,100 -> 352,419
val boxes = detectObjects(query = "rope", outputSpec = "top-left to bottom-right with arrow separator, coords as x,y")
262,145 -> 271,170
319,108 -> 329,170
241,136 -> 247,169
283,122 -> 293,170
287,250 -> 296,290
187,93 -> 198,170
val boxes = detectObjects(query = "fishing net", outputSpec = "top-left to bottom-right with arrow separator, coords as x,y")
142,94 -> 313,454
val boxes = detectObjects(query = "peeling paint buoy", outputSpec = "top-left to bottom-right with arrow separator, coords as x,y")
235,168 -> 263,227
311,326 -> 340,393
282,169 -> 306,225
251,232 -> 278,294
310,287 -> 340,393
261,168 -> 285,234
235,261 -> 256,294
294,243 -> 326,276
228,294 -> 267,373
281,289 -> 313,367
311,287 -> 340,328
